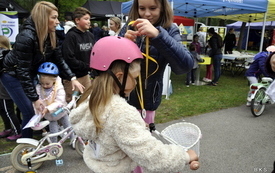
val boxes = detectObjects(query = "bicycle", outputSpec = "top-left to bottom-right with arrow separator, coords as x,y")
249,77 -> 273,117
10,91 -> 88,172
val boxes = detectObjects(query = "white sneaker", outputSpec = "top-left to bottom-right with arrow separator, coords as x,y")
32,120 -> 50,130
246,102 -> 251,107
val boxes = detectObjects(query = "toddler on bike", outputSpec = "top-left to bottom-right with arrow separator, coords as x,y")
35,62 -> 71,142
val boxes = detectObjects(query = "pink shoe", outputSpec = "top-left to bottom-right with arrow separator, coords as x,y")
0,129 -> 13,138
6,134 -> 22,141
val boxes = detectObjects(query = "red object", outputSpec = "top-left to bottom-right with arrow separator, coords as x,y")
173,16 -> 194,26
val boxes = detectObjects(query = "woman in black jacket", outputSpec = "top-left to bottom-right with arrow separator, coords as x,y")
0,1 -> 84,138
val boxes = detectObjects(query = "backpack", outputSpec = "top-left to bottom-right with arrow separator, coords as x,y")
0,48 -> 10,74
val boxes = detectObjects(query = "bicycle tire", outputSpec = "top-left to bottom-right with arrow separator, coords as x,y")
251,88 -> 266,117
10,143 -> 43,172
75,138 -> 88,156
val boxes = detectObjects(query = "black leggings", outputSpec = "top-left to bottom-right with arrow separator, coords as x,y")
0,99 -> 21,135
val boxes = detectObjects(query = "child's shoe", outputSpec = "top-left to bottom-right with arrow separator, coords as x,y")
6,134 -> 22,141
0,129 -> 13,138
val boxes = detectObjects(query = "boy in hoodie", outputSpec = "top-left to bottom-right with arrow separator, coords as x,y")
62,7 -> 95,102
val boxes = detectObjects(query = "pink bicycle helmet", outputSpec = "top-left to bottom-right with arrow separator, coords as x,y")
90,36 -> 143,71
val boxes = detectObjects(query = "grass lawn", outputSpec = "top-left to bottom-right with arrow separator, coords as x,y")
0,66 -> 250,155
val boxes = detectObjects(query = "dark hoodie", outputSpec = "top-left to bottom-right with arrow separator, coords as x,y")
62,27 -> 95,78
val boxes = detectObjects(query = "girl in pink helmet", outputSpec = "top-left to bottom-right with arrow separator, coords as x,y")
70,36 -> 199,173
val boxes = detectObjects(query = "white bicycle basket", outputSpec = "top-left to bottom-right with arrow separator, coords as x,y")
156,122 -> 201,156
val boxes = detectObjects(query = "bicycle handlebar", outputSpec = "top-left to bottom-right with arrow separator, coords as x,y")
52,91 -> 80,116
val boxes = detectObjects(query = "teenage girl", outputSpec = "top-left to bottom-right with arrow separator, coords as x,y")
119,0 -> 193,125
70,36 -> 199,173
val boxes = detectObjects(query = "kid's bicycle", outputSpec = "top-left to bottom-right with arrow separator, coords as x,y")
249,77 -> 273,117
10,92 -> 88,172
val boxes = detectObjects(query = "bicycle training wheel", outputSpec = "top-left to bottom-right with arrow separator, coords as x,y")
251,88 -> 266,117
75,138 -> 88,156
10,144 -> 43,172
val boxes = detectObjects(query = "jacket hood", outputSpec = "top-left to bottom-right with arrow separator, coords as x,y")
67,26 -> 85,35
22,17 -> 36,32
65,21 -> 76,28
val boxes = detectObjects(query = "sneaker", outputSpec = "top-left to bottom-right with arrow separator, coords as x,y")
6,134 -> 22,141
32,120 -> 50,130
192,83 -> 195,85
186,85 -> 189,87
0,129 -> 13,138
246,102 -> 251,107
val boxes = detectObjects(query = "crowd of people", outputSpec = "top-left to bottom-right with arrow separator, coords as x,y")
2,0 -> 275,172
0,0 -> 199,173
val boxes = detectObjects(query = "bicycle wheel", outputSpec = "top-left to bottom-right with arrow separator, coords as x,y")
10,144 -> 43,172
75,138 -> 88,156
251,88 -> 266,117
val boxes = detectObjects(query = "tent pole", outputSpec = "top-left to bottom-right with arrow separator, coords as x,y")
245,23 -> 250,51
259,12 -> 267,52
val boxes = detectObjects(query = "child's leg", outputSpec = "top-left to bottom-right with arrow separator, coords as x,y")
134,110 -> 155,173
48,121 -> 59,142
186,72 -> 191,85
59,115 -> 73,139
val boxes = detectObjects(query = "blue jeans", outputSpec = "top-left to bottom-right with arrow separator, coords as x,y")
0,72 -> 34,138
212,54 -> 222,83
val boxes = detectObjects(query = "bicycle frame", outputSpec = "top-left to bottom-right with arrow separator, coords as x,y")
18,126 -> 75,164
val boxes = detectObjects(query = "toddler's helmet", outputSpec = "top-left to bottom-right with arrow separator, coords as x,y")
38,62 -> 59,76
90,36 -> 143,71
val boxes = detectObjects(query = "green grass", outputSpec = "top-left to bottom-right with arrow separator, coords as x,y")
0,66 -> 249,154
156,67 -> 248,123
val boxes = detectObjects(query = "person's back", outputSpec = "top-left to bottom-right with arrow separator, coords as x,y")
92,23 -> 102,42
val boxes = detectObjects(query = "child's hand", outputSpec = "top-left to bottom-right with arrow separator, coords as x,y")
125,30 -> 139,42
42,108 -> 49,116
186,149 -> 199,170
33,99 -> 45,114
131,19 -> 159,38
71,79 -> 85,93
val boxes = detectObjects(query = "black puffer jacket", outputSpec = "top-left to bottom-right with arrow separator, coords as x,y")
3,17 -> 75,101
120,24 -> 193,110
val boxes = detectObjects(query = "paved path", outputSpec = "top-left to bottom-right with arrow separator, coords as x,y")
1,104 -> 274,173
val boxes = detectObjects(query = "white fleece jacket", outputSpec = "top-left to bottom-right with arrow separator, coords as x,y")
69,94 -> 190,173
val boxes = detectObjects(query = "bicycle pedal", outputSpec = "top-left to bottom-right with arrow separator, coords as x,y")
55,159 -> 64,166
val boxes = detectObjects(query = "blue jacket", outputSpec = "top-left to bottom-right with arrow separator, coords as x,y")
120,24 -> 193,110
245,51 -> 270,77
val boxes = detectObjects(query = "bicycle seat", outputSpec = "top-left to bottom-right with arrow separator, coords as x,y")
262,77 -> 273,83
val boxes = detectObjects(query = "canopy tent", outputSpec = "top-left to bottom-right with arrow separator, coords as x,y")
173,16 -> 194,26
211,0 -> 275,22
83,0 -> 122,20
227,21 -> 275,30
0,0 -> 29,18
122,0 -> 267,18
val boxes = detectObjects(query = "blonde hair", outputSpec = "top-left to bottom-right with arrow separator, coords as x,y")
0,35 -> 11,49
31,1 -> 58,53
77,60 -> 141,133
109,17 -> 121,32
128,0 -> 173,28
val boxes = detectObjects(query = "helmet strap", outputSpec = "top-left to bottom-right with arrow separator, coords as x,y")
107,64 -> 129,98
